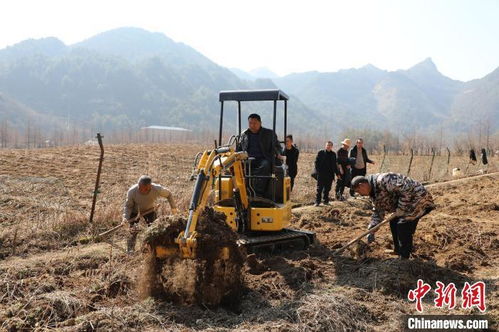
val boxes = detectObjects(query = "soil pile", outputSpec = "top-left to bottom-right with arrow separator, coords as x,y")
141,208 -> 245,307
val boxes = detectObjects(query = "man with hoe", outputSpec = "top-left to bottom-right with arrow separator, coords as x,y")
351,173 -> 435,259
123,175 -> 178,253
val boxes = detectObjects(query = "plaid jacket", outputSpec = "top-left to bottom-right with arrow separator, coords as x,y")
367,173 -> 435,228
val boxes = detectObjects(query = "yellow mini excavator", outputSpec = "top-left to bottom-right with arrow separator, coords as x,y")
151,89 -> 315,261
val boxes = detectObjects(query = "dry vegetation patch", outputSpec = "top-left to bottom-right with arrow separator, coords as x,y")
0,144 -> 497,330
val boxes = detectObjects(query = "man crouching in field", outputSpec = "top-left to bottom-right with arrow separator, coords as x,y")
351,173 -> 435,259
123,175 -> 179,253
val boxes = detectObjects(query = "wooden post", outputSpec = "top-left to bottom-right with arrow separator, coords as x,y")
378,145 -> 387,173
89,133 -> 104,224
445,147 -> 450,174
427,148 -> 436,181
407,148 -> 414,176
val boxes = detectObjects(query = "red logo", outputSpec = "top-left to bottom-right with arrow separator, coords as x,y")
434,281 -> 457,309
408,280 -> 487,312
408,279 -> 432,312
461,281 -> 486,312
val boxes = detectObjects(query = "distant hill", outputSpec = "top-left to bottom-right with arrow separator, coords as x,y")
229,68 -> 256,81
0,37 -> 67,61
0,28 -> 316,134
230,67 -> 280,81
273,58 -> 498,135
0,28 -> 497,139
450,67 -> 499,132
0,92 -> 60,128
249,67 -> 279,79
72,27 -> 215,68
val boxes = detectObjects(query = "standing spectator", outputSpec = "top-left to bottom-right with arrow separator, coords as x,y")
284,135 -> 299,191
335,138 -> 351,201
349,138 -> 375,196
314,141 -> 340,206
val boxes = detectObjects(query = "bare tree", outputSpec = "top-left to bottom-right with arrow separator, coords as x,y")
0,119 -> 8,148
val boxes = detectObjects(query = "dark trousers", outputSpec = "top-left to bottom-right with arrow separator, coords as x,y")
316,176 -> 333,204
290,176 -> 296,191
389,218 -> 419,258
249,158 -> 271,196
335,168 -> 351,197
350,167 -> 367,195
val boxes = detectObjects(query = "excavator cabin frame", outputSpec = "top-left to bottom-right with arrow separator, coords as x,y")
156,90 -> 314,260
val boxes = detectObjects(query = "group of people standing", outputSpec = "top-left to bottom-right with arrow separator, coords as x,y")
123,114 -> 434,260
312,138 -> 374,206
283,136 -> 375,205
284,135 -> 434,259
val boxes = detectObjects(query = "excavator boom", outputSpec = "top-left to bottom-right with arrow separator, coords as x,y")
175,148 -> 250,259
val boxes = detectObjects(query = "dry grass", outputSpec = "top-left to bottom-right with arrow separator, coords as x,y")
296,292 -> 373,331
0,144 -> 497,331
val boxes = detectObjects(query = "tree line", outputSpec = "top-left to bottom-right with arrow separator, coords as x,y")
0,120 -> 497,157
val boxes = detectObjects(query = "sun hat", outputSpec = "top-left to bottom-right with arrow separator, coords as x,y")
341,138 -> 351,146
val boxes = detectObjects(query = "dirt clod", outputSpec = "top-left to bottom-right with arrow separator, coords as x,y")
141,208 -> 245,307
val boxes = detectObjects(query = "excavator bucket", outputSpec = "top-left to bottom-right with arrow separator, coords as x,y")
142,216 -> 184,258
140,208 -> 245,306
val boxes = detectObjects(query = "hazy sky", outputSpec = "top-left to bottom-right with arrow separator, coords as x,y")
1,0 -> 498,81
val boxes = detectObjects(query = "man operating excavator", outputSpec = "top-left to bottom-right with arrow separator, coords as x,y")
237,113 -> 283,196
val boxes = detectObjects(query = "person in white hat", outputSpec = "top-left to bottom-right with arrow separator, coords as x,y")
335,138 -> 351,200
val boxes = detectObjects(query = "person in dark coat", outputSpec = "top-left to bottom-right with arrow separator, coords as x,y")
238,113 -> 283,196
335,138 -> 351,201
314,141 -> 340,206
349,138 -> 375,196
284,135 -> 299,191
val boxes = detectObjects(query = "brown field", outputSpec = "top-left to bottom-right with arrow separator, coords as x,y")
0,143 -> 497,331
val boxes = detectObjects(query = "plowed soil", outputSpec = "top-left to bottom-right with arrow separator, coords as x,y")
0,144 -> 497,331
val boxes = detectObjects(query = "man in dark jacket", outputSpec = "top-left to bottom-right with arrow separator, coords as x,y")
349,138 -> 375,196
238,113 -> 283,196
314,141 -> 339,206
335,138 -> 351,201
351,173 -> 435,259
284,134 -> 299,191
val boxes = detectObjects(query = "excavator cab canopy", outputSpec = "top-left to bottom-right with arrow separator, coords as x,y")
219,89 -> 289,102
217,89 -> 288,147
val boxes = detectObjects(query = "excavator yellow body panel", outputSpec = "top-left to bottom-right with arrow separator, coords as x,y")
214,203 -> 292,231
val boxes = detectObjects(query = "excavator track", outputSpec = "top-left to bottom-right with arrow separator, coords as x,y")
237,228 -> 315,252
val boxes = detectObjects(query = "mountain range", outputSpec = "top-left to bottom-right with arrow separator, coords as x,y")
230,67 -> 280,81
0,27 -> 497,140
